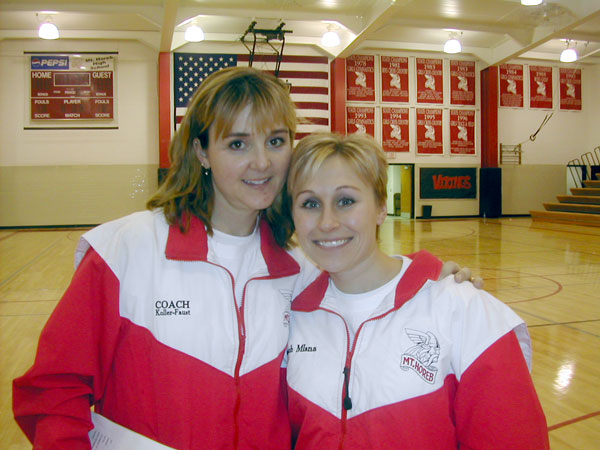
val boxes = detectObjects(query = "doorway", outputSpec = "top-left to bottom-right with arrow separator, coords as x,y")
386,164 -> 414,218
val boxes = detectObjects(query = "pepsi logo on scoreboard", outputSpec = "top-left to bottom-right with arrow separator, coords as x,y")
31,55 -> 69,70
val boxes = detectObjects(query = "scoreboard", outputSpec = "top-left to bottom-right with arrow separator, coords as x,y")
30,54 -> 115,120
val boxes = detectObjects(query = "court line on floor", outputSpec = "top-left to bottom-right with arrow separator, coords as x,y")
0,236 -> 66,288
548,410 -> 600,432
406,218 -> 600,254
0,299 -> 59,303
495,219 -> 600,238
529,319 -> 599,328
0,231 -> 19,242
447,221 -> 600,256
0,313 -> 52,318
477,268 -> 563,304
512,308 -> 600,338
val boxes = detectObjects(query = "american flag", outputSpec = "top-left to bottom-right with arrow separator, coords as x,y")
173,53 -> 330,140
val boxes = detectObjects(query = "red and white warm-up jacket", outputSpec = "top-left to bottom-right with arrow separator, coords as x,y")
286,250 -> 549,450
13,210 -> 317,450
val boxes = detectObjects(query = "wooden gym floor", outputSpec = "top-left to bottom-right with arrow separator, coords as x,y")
1,217 -> 599,449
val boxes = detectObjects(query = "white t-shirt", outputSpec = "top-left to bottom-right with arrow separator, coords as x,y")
329,256 -> 412,346
208,225 -> 262,307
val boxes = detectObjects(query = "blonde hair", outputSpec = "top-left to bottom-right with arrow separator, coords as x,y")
147,66 -> 297,248
288,132 -> 388,207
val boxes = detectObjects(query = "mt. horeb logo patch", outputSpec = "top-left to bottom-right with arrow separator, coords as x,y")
400,328 -> 440,384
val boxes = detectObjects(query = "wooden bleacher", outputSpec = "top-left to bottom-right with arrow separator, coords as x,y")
531,179 -> 600,227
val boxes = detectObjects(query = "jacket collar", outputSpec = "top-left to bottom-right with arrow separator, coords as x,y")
291,250 -> 442,312
165,214 -> 300,277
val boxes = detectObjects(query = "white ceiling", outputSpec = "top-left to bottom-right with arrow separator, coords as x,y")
1,0 -> 599,67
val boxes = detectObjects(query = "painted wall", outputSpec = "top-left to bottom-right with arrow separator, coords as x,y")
345,50 -> 598,217
0,37 -> 598,226
502,165 -> 567,215
0,39 -> 159,226
497,60 -> 598,214
498,59 -> 596,165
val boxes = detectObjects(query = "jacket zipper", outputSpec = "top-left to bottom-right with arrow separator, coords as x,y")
318,309 -> 354,450
232,271 -> 284,448
232,284 -> 246,449
340,322 -> 354,450
323,308 -> 396,450
167,230 -> 300,448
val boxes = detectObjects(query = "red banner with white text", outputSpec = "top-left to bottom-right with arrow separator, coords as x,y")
529,65 -> 553,109
559,68 -> 581,111
346,55 -> 375,102
346,106 -> 375,137
499,63 -> 524,108
450,109 -> 476,155
450,60 -> 476,106
382,107 -> 409,152
416,58 -> 443,104
381,56 -> 409,103
416,108 -> 443,154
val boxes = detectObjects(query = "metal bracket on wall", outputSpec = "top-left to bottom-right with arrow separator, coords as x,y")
240,21 -> 292,78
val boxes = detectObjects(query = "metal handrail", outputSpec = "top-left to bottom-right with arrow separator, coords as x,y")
567,158 -> 583,188
567,146 -> 600,187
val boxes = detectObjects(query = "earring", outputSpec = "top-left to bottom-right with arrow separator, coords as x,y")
203,166 -> 210,176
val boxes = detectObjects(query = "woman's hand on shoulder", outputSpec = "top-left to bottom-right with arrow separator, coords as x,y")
439,261 -> 484,289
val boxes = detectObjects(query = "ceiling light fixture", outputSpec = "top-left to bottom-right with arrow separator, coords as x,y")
184,24 -> 204,42
38,18 -> 59,40
321,29 -> 340,48
443,32 -> 462,54
560,47 -> 577,63
559,39 -> 578,62
521,0 -> 543,5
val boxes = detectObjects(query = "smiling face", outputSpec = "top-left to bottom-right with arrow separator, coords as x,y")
292,154 -> 387,280
195,104 -> 292,234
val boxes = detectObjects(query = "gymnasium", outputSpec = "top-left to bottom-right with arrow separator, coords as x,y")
1,0 -> 599,448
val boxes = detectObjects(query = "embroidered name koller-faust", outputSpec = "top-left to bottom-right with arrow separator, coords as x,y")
155,300 -> 191,316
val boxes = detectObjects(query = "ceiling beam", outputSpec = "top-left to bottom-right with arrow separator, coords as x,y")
487,9 -> 600,67
337,0 -> 407,59
160,0 -> 179,53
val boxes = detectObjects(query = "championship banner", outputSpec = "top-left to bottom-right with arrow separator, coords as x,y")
559,68 -> 581,111
30,54 -> 115,120
529,65 -> 553,109
416,108 -> 443,155
416,58 -> 443,104
449,109 -> 475,155
346,106 -> 375,136
499,63 -> 523,108
381,56 -> 409,103
450,60 -> 475,106
420,167 -> 477,199
346,55 -> 375,102
382,107 -> 409,152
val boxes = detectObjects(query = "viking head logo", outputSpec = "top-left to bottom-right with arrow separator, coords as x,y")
424,74 -> 436,91
355,71 -> 367,88
424,124 -> 436,141
536,81 -> 546,97
390,72 -> 401,89
390,124 -> 402,141
507,79 -> 517,95
405,328 -> 440,367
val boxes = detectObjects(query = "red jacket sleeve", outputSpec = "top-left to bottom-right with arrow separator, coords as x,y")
454,330 -> 549,450
13,248 -> 121,449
